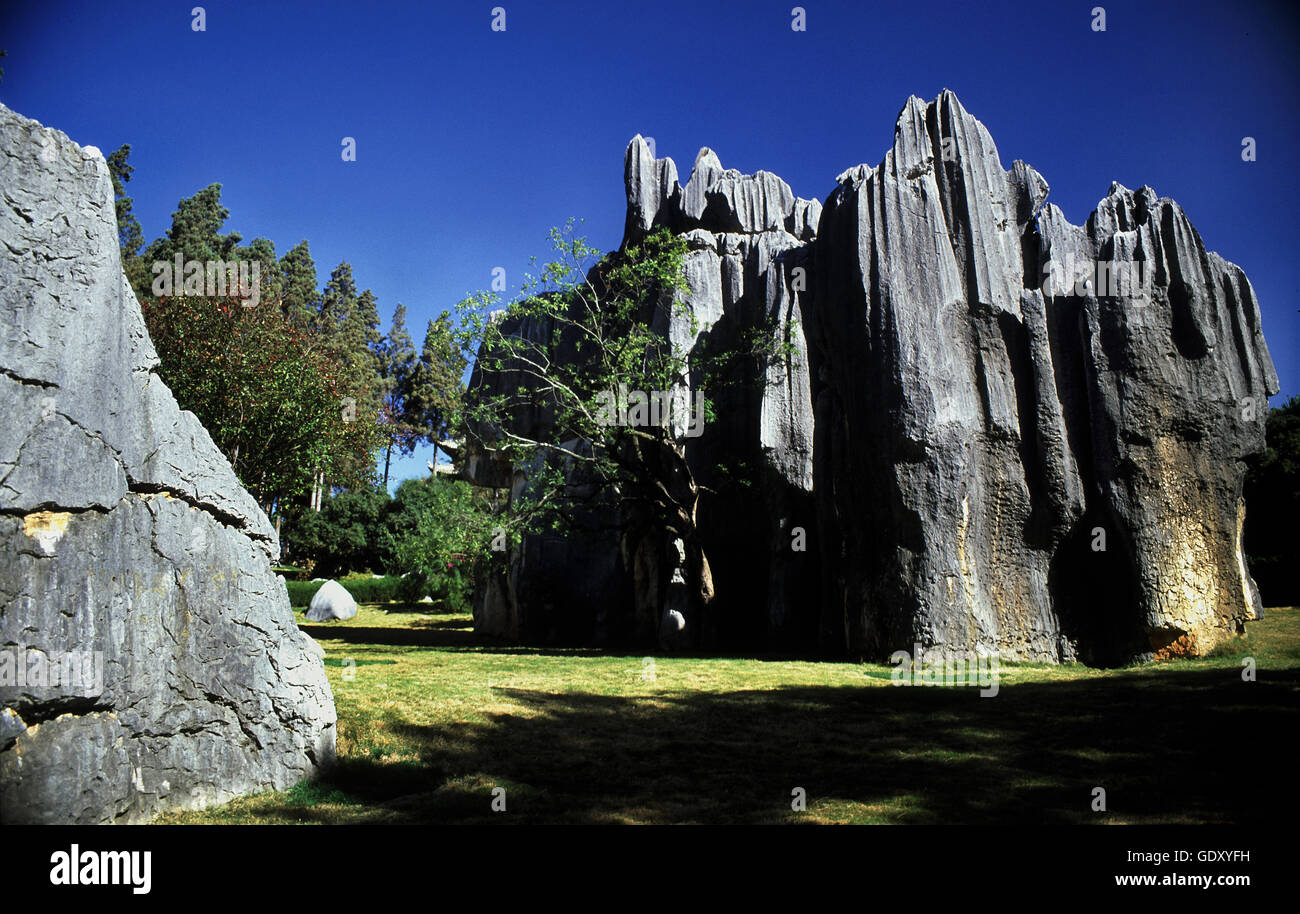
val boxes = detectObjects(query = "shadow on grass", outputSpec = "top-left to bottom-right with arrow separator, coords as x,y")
374,603 -> 467,616
298,665 -> 1300,824
298,619 -> 916,662
298,623 -> 481,648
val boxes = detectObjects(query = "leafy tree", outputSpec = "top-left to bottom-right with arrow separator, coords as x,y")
384,476 -> 496,609
352,287 -> 386,408
131,182 -> 282,314
285,487 -> 389,577
456,223 -> 792,623
1245,395 -> 1300,606
353,289 -> 383,352
141,291 -> 382,511
106,166 -> 386,513
245,236 -> 283,311
318,261 -> 359,337
293,261 -> 387,497
316,263 -> 383,404
282,476 -> 494,609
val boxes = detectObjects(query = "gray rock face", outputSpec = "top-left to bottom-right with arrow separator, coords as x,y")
808,91 -> 1276,663
467,138 -> 820,647
681,148 -> 723,221
468,90 -> 1278,664
0,709 -> 23,749
0,104 -> 336,823
624,135 -> 681,239
306,580 -> 358,621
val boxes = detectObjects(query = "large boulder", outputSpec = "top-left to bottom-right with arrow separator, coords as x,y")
0,104 -> 336,823
464,90 -> 1278,665
306,581 -> 359,622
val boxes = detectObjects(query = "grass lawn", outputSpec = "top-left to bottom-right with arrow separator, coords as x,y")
155,603 -> 1300,824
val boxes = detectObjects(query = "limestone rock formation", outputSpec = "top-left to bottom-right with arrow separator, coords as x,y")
807,92 -> 1277,663
0,104 -> 336,823
468,90 -> 1278,665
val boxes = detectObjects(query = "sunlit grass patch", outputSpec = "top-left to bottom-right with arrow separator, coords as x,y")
157,605 -> 1300,825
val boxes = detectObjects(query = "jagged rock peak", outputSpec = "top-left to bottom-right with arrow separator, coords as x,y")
477,89 -> 1279,668
622,136 -> 819,242
682,147 -> 723,221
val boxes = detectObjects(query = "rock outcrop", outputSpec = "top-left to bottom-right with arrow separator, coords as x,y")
807,92 -> 1278,663
0,104 -> 336,823
306,581 -> 358,622
470,90 -> 1279,664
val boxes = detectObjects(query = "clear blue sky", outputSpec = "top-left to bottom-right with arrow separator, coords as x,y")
3,0 -> 1297,491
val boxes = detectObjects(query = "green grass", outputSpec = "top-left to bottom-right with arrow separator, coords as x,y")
154,604 -> 1300,825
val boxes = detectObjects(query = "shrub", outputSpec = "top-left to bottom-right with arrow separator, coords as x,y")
385,477 -> 494,611
280,476 -> 495,608
283,488 -> 389,577
340,576 -> 404,604
285,580 -> 325,607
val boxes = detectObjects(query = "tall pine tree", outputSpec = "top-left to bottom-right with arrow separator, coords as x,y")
279,240 -> 320,327
377,303 -> 419,487
318,261 -> 358,338
106,145 -> 146,292
142,183 -> 241,271
408,311 -> 467,465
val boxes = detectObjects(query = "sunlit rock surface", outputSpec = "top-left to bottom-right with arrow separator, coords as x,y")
0,104 -> 336,823
468,91 -> 1278,664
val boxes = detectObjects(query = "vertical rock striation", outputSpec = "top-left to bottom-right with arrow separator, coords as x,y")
0,104 -> 336,823
469,91 -> 1278,664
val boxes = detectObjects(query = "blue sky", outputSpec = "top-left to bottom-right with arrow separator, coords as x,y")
3,0 -> 1297,491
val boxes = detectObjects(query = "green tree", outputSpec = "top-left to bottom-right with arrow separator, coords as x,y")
245,236 -> 282,311
132,183 -> 287,310
141,183 -> 241,273
352,287 -> 385,410
141,291 -> 382,512
377,303 -> 419,487
457,223 -> 792,620
285,487 -> 389,577
282,477 -> 494,607
106,145 -> 145,291
354,289 -> 383,351
317,261 -> 359,338
409,311 -> 467,464
279,240 -> 320,327
115,173 -> 385,512
306,262 -> 386,496
317,263 -> 382,402
384,476 -> 495,610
